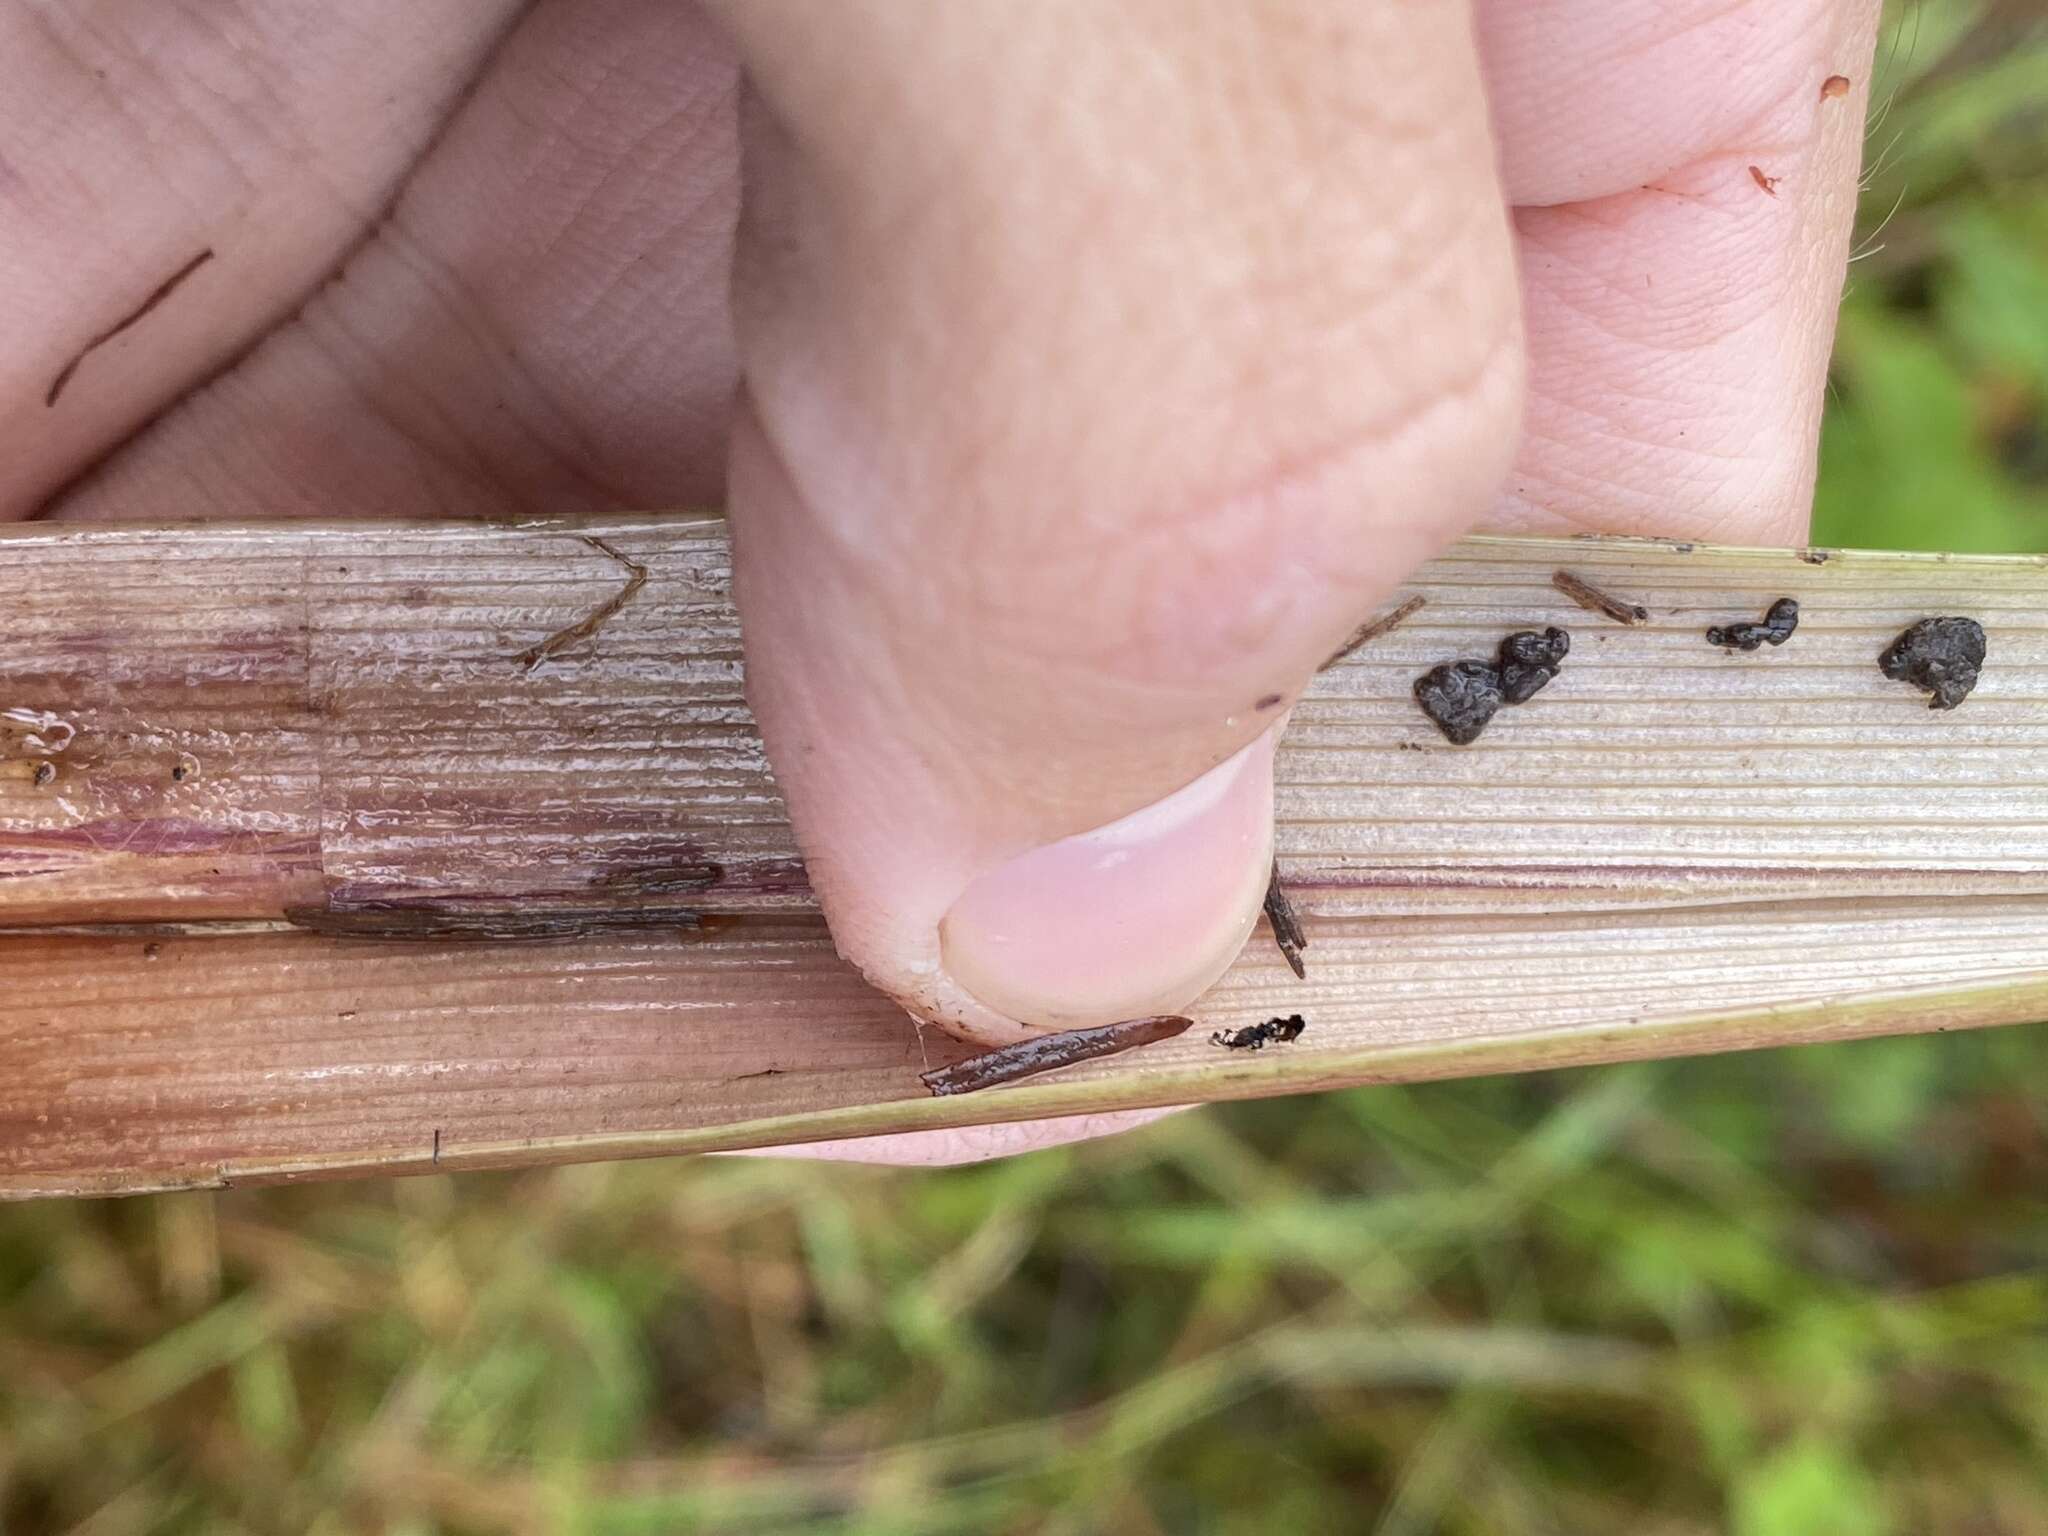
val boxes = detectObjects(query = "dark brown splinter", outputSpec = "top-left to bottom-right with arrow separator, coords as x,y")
1263,860 -> 1308,980
1552,569 -> 1649,626
1320,596 -> 1427,671
47,249 -> 216,407
1749,165 -> 1781,196
520,536 -> 649,672
284,903 -> 703,941
1879,617 -> 1986,711
920,1014 -> 1194,1096
1211,1014 -> 1307,1050
1707,597 -> 1799,652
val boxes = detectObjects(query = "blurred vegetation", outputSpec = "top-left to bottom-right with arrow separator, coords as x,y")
5,3 -> 2047,1533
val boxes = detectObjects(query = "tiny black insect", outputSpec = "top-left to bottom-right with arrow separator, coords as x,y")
1211,1014 -> 1308,1050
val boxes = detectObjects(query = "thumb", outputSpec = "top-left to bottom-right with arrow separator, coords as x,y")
711,0 -> 1523,1043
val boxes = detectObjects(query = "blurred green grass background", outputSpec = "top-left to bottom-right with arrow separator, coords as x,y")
5,4 -> 2047,1532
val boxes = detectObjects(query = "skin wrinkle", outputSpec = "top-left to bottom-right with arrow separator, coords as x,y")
362,220 -> 633,500
1479,0 -> 1840,207
929,317 -> 1518,705
962,184 -> 1512,579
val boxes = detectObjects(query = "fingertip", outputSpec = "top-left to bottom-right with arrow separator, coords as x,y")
939,732 -> 1278,1030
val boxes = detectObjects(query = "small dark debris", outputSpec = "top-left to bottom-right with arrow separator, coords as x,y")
920,1014 -> 1193,1096
1552,569 -> 1648,626
1211,1014 -> 1307,1051
1879,617 -> 1986,710
1263,861 -> 1308,980
1749,165 -> 1780,196
1414,660 -> 1503,745
1497,626 -> 1570,703
1254,693 -> 1285,711
142,942 -> 162,961
1707,597 -> 1800,651
1799,548 -> 1832,565
31,761 -> 55,788
1320,595 -> 1426,671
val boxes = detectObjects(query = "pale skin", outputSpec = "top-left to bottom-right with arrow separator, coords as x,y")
6,0 -> 1879,1164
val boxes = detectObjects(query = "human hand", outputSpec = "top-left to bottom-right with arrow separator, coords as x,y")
10,0 -> 1878,1163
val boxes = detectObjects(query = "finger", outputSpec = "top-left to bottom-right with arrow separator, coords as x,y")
710,0 -> 1523,1042
49,0 -> 740,522
1473,0 -> 1883,544
1,0 -> 523,518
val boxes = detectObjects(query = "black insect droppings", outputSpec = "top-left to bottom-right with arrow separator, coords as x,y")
1413,626 -> 1571,744
31,761 -> 55,788
1707,597 -> 1800,651
1211,1014 -> 1307,1051
1414,660 -> 1504,745
1497,626 -> 1571,703
1879,617 -> 1986,710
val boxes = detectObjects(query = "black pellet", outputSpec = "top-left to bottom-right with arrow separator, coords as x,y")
1879,616 -> 1986,710
1497,627 -> 1571,703
1707,597 -> 1800,651
1414,660 -> 1505,745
